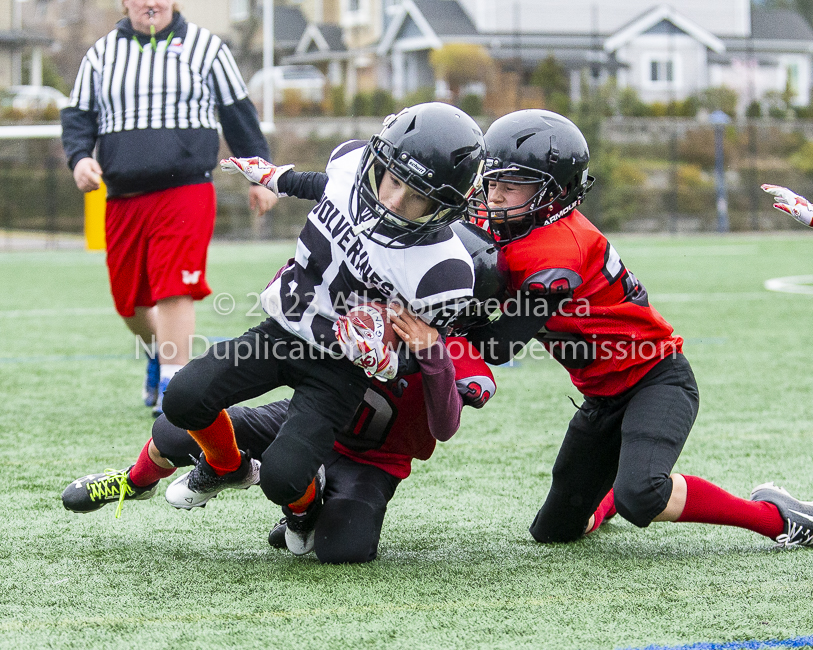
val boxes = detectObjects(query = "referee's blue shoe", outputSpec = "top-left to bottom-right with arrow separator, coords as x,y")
751,482 -> 813,548
143,356 -> 160,407
152,375 -> 170,418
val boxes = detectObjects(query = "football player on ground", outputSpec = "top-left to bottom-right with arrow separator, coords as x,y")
151,102 -> 483,549
761,184 -> 813,227
62,222 -> 503,563
464,109 -> 813,549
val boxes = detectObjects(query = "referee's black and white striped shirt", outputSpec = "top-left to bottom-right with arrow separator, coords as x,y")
61,12 -> 269,197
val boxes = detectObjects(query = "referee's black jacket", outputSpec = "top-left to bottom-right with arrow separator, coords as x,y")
61,12 -> 270,197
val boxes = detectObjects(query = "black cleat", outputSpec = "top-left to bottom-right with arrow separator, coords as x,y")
751,481 -> 813,548
268,517 -> 288,549
62,467 -> 157,516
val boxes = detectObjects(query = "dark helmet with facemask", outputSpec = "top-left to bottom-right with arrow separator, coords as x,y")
471,109 -> 593,245
351,102 -> 485,248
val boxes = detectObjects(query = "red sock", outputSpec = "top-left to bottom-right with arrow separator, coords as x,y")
587,489 -> 617,534
676,475 -> 784,540
129,439 -> 176,488
186,410 -> 242,476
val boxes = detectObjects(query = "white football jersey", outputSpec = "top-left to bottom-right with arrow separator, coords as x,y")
261,141 -> 475,352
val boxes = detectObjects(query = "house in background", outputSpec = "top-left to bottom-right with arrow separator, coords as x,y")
377,0 -> 479,100
0,0 -> 51,88
10,0 -> 309,95
4,0 -> 812,118
284,0 -> 813,115
600,3 -> 813,108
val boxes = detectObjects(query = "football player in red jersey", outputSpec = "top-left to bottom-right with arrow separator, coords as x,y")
466,109 -> 813,549
62,222 -> 503,563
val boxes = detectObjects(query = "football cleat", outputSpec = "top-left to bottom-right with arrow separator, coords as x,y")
268,517 -> 288,549
152,376 -> 170,418
750,482 -> 813,549
62,467 -> 158,518
143,356 -> 160,407
282,465 -> 325,556
164,451 -> 260,510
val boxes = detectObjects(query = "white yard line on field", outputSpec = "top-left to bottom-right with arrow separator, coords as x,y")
764,275 -> 813,295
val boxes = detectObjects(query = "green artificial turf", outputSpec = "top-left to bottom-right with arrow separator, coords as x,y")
1,234 -> 812,649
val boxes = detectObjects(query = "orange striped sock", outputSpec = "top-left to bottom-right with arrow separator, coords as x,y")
186,410 -> 242,476
287,479 -> 316,514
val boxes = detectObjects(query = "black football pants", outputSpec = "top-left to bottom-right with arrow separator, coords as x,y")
160,318 -> 371,506
529,353 -> 700,543
153,400 -> 399,564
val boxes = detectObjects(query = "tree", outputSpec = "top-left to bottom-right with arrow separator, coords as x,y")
699,86 -> 739,118
531,55 -> 569,95
429,43 -> 494,102
530,55 -> 570,113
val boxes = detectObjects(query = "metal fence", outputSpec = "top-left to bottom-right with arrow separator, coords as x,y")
1,116 -> 811,251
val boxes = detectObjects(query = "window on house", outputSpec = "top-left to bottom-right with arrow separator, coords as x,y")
349,0 -> 360,10
787,64 -> 800,96
649,59 -> 674,83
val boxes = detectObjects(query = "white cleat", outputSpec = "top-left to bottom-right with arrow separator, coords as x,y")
165,452 -> 260,510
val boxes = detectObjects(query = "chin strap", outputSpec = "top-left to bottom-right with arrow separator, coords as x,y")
352,218 -> 378,235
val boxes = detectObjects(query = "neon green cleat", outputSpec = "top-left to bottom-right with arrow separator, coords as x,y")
62,467 -> 158,518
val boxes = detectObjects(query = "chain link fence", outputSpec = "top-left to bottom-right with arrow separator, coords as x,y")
1,116 -> 811,250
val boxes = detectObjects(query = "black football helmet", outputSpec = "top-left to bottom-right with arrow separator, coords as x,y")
447,220 -> 509,335
351,102 -> 485,248
471,109 -> 594,244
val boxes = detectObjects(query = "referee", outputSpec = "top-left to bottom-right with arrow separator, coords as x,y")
61,0 -> 277,416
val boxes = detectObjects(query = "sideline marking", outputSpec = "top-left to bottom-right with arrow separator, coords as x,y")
764,275 -> 813,295
622,636 -> 813,650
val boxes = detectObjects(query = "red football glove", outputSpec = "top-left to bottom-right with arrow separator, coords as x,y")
334,315 -> 398,381
220,156 -> 294,196
761,184 -> 813,227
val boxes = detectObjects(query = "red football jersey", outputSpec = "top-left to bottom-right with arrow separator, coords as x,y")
501,210 -> 682,396
333,338 -> 495,479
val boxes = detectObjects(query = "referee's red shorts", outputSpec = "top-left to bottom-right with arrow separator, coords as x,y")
105,183 -> 216,318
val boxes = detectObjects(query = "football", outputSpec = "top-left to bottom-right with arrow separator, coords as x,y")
346,301 -> 400,350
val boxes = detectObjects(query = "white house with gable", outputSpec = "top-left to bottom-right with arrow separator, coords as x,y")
283,0 -> 813,113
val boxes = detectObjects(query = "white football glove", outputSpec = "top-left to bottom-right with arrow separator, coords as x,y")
220,156 -> 294,196
761,184 -> 813,228
334,315 -> 398,381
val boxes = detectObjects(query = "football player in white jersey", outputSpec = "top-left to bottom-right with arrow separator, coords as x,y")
153,103 -> 484,548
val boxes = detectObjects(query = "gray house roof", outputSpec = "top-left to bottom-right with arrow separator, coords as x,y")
410,0 -> 478,37
317,24 -> 346,52
275,5 -> 308,50
750,7 -> 813,41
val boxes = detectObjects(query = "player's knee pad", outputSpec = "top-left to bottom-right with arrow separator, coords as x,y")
151,415 -> 200,467
314,499 -> 379,564
613,474 -> 671,528
159,376 -> 211,430
259,439 -> 321,506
